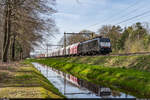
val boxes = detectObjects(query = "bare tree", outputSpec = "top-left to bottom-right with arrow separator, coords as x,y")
0,0 -> 56,62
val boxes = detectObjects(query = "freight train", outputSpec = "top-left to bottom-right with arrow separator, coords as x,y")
38,36 -> 112,58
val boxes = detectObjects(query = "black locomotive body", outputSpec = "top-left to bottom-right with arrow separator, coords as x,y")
78,37 -> 112,55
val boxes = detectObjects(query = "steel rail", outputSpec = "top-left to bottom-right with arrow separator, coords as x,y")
38,52 -> 150,59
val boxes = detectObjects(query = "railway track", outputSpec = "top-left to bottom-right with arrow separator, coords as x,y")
84,52 -> 150,57
106,52 -> 150,56
42,52 -> 150,59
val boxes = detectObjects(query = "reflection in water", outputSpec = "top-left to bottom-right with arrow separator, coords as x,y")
32,63 -> 135,99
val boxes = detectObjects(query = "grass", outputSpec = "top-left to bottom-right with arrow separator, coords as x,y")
28,56 -> 150,98
50,55 -> 150,71
0,87 -> 59,98
0,61 -> 65,98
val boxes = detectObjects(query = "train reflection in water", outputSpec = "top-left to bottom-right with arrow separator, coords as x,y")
50,66 -> 124,97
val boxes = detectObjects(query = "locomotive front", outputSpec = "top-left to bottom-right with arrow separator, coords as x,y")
99,38 -> 112,54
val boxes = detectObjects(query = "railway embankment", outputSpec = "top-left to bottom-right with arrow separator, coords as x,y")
53,55 -> 150,71
0,61 -> 64,98
29,55 -> 150,98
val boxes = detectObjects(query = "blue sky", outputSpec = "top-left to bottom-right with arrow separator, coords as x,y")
33,0 -> 150,54
51,0 -> 150,43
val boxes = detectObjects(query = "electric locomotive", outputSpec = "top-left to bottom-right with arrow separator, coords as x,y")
78,37 -> 112,55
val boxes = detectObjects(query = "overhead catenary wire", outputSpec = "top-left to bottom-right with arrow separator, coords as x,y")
119,11 -> 150,26
85,0 -> 141,28
108,1 -> 147,24
102,0 -> 142,24
115,9 -> 150,25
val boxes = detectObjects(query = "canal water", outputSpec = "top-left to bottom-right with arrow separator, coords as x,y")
32,63 -> 135,99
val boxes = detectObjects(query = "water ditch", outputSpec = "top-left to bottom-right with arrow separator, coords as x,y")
32,62 -> 135,98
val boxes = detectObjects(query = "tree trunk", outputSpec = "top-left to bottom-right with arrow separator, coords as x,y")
2,0 -> 12,62
20,50 -> 23,60
2,5 -> 9,62
11,35 -> 16,61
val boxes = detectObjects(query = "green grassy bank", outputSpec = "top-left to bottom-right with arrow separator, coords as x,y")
0,61 -> 65,98
28,55 -> 150,98
54,55 -> 150,71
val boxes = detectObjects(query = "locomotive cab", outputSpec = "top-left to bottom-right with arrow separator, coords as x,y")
99,38 -> 112,54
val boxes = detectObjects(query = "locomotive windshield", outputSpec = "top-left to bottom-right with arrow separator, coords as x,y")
100,38 -> 111,47
100,38 -> 110,42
